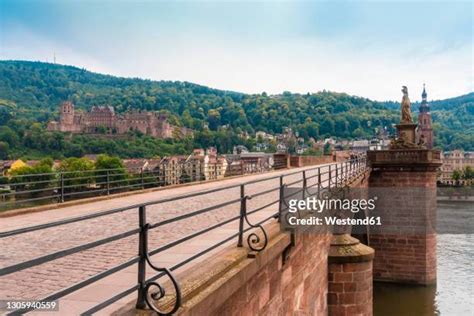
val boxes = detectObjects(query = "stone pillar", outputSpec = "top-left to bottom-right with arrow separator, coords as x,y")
367,149 -> 441,285
328,234 -> 374,316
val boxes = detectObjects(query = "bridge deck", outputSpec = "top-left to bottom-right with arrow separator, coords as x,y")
0,163 -> 336,315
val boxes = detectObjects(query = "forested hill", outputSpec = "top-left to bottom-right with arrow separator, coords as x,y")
0,60 -> 472,159
0,60 -> 397,136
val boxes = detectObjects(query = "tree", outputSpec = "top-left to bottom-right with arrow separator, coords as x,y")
463,166 -> 474,180
9,158 -> 55,192
0,106 -> 12,125
59,158 -> 95,193
323,143 -> 332,155
303,148 -> 322,156
0,60 -> 472,160
95,155 -> 128,188
207,109 -> 221,130
0,142 -> 9,159
320,117 -> 335,136
0,126 -> 19,147
452,169 -> 462,181
96,125 -> 107,134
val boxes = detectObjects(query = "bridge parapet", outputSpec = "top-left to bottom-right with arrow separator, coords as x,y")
0,158 -> 368,315
116,167 -> 371,315
367,149 -> 441,168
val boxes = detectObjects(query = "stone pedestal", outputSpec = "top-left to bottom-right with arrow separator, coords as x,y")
328,234 -> 374,316
367,149 -> 441,285
395,123 -> 417,143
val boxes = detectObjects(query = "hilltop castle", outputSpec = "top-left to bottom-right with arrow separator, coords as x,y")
47,101 -> 193,138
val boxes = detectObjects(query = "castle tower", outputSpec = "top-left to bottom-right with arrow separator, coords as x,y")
417,84 -> 434,148
59,101 -> 75,126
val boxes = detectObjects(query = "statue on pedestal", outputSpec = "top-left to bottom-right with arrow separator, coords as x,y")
401,86 -> 412,123
390,86 -> 419,149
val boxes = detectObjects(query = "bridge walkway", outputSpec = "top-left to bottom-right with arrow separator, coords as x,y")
0,163 -> 337,315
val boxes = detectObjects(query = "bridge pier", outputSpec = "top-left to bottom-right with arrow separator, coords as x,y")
328,234 -> 374,316
367,149 -> 441,285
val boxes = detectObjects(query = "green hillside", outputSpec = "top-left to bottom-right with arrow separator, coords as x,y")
0,60 -> 472,159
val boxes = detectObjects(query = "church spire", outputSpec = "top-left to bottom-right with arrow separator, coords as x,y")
419,84 -> 429,113
422,83 -> 427,101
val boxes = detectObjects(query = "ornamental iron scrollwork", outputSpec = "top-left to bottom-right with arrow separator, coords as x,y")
144,251 -> 182,315
243,195 -> 268,252
328,185 -> 350,201
137,215 -> 181,316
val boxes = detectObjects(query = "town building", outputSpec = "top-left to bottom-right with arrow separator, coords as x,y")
276,143 -> 287,153
295,144 -> 309,155
240,152 -> 274,174
233,145 -> 249,155
255,131 -> 275,142
158,156 -> 182,185
47,101 -> 193,139
275,127 -> 298,153
255,131 -> 276,152
417,84 -> 434,148
439,150 -> 474,182
350,139 -> 390,152
224,152 -> 273,176
155,147 -> 228,185
122,159 -> 149,173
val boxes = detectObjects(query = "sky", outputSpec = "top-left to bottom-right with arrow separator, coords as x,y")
0,0 -> 472,101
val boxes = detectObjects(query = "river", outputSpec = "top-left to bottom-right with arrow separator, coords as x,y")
374,202 -> 473,316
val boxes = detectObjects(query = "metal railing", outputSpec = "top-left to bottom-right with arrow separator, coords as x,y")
0,167 -> 210,211
0,162 -> 286,211
0,157 -> 367,315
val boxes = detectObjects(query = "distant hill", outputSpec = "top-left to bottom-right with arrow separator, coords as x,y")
0,60 -> 472,159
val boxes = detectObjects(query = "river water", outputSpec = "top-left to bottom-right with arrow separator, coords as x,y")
373,202 -> 473,316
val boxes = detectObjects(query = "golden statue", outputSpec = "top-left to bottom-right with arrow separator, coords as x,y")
390,85 -> 420,149
401,86 -> 412,123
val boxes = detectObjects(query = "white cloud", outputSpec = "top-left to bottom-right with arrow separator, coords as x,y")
1,24 -> 116,75
1,24 -> 472,102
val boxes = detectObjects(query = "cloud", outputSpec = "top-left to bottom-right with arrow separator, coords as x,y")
1,0 -> 472,101
0,23 -> 118,75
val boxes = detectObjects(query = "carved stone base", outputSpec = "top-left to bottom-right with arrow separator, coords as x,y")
396,123 -> 417,143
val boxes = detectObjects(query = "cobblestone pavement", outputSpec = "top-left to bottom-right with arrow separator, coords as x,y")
0,164 -> 334,314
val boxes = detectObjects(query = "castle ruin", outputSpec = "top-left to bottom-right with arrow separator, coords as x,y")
47,101 -> 193,138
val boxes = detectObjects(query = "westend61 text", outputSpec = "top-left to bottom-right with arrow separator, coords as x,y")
288,216 -> 382,226
288,197 -> 377,214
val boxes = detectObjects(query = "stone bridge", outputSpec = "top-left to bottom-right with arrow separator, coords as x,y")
0,150 -> 441,316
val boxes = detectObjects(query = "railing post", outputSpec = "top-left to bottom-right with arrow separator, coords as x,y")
317,167 -> 321,198
136,205 -> 147,309
106,170 -> 110,195
344,162 -> 347,182
237,184 -> 245,247
278,175 -> 284,222
349,159 -> 353,177
328,165 -> 337,189
60,172 -> 64,203
141,170 -> 145,189
342,162 -> 345,181
302,171 -> 307,200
